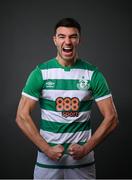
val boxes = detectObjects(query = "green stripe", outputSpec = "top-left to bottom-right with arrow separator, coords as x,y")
38,58 -> 97,71
43,79 -> 81,90
40,99 -> 93,112
38,142 -> 86,154
49,142 -> 86,154
40,120 -> 91,133
36,161 -> 95,169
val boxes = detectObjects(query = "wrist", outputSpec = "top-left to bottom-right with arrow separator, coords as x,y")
42,143 -> 51,154
83,143 -> 90,155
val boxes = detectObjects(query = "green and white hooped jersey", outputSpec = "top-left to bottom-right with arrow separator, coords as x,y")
22,58 -> 111,169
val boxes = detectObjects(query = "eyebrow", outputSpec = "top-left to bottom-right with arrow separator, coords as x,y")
57,34 -> 65,37
57,33 -> 78,37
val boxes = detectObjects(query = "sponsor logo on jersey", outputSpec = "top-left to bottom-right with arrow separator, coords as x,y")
77,76 -> 90,90
45,81 -> 55,88
56,97 -> 79,118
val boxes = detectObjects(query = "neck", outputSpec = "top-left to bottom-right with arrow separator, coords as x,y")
56,54 -> 78,67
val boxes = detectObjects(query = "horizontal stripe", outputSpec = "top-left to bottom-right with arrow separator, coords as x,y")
22,92 -> 38,101
40,98 -> 93,112
42,89 -> 93,101
36,149 -> 95,166
41,68 -> 94,80
95,94 -> 112,101
40,120 -> 91,133
41,109 -> 91,123
40,129 -> 91,144
48,142 -> 86,153
38,142 -> 86,154
36,161 -> 95,169
43,79 -> 81,90
39,58 -> 97,70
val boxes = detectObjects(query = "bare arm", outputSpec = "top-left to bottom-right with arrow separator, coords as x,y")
83,96 -> 118,152
16,95 -> 64,160
68,97 -> 119,159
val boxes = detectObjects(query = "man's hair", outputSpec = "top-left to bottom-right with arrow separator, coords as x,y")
54,18 -> 81,35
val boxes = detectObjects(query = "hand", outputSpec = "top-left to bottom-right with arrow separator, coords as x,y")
68,144 -> 86,160
45,144 -> 64,161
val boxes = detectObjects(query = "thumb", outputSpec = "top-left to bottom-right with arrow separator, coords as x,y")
57,144 -> 64,152
68,144 -> 75,152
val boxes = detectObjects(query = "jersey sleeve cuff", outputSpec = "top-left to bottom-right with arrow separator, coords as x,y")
95,94 -> 112,102
22,92 -> 39,101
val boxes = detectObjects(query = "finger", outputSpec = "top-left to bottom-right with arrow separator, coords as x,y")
68,145 -> 77,153
57,145 -> 64,152
68,147 -> 75,154
56,153 -> 63,160
69,151 -> 74,155
68,144 -> 75,150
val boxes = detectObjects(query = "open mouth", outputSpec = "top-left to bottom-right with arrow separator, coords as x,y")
62,47 -> 73,53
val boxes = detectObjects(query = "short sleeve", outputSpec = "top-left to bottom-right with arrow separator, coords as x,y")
91,70 -> 112,101
22,66 -> 43,101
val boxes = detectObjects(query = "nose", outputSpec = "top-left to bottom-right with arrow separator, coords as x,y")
65,37 -> 71,45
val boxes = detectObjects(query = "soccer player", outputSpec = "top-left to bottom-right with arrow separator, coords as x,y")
16,17 -> 118,179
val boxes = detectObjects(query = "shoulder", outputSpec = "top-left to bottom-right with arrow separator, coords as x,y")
78,59 -> 98,71
37,58 -> 56,70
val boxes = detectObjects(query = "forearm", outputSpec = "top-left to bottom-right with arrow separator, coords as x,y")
16,113 -> 50,154
84,115 -> 118,155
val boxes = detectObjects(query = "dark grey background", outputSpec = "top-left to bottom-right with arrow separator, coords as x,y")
1,0 -> 132,179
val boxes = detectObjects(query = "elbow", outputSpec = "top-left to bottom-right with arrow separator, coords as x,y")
16,112 -> 22,127
110,111 -> 119,131
16,111 -> 26,128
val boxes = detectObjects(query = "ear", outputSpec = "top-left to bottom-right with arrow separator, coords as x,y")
53,36 -> 57,46
78,36 -> 81,44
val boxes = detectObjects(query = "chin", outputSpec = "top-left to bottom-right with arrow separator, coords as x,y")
63,56 -> 75,61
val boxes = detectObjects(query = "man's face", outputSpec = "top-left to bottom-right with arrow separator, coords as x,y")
53,27 -> 80,62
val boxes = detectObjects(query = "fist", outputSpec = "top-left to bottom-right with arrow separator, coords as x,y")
46,145 -> 64,161
68,144 -> 86,160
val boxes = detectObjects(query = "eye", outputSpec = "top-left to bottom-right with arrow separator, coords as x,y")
70,35 -> 78,39
58,35 -> 65,39
59,36 -> 65,39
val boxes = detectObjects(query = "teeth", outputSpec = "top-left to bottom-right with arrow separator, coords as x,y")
63,47 -> 72,50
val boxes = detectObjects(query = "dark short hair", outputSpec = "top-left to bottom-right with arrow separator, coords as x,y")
54,18 -> 81,35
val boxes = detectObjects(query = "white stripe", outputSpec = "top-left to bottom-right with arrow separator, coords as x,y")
22,92 -> 38,101
40,129 -> 91,144
42,89 -> 92,101
41,109 -> 91,123
95,94 -> 112,102
41,68 -> 94,80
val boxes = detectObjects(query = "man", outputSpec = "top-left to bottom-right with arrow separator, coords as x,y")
16,18 -> 118,179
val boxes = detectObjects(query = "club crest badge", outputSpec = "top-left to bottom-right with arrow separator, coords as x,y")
77,76 -> 90,90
